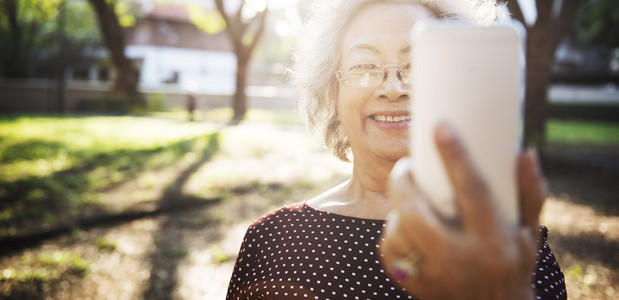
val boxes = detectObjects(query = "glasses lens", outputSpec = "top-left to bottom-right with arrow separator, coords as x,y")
399,63 -> 411,82
342,64 -> 383,87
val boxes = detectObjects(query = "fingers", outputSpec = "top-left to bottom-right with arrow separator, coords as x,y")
433,123 -> 499,233
380,224 -> 425,288
388,157 -> 449,253
518,149 -> 546,232
388,157 -> 414,210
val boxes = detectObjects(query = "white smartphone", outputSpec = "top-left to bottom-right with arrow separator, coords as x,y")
409,21 -> 524,225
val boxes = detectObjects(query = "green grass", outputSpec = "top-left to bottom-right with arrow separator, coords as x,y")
0,114 -> 220,237
547,120 -> 619,145
1,251 -> 90,283
94,237 -> 118,251
0,110 -> 303,238
1,113 -> 614,240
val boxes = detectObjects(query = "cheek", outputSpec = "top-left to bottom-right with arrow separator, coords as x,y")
337,87 -> 371,120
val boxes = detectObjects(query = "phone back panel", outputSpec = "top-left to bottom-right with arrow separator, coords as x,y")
410,22 -> 523,224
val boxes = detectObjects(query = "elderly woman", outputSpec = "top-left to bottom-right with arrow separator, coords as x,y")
226,0 -> 566,299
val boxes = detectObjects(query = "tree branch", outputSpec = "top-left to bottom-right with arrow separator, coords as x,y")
214,0 -> 239,39
247,9 -> 268,53
236,0 -> 245,23
505,1 -> 526,27
535,0 -> 553,25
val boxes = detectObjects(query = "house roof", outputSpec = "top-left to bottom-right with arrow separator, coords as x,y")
124,3 -> 232,52
144,5 -> 192,23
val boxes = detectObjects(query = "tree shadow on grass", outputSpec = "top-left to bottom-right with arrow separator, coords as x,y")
542,152 -> 619,217
143,132 -> 221,299
541,149 -> 619,277
0,139 -> 67,163
0,133 -> 221,251
549,230 -> 619,271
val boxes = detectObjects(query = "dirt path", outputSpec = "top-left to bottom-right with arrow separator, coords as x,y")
1,122 -> 617,299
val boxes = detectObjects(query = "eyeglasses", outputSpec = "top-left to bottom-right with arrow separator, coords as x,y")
335,62 -> 411,88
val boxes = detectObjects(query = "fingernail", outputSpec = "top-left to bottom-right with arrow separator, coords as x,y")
436,122 -> 456,144
389,258 -> 416,283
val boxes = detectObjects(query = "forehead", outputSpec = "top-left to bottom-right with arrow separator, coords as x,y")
341,3 -> 436,55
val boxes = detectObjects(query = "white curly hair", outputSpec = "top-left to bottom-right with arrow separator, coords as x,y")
292,0 -> 500,161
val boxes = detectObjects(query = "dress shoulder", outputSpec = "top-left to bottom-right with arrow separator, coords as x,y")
246,201 -> 307,229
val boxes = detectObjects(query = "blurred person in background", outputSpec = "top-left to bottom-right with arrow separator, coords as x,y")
186,92 -> 196,122
226,1 -> 566,299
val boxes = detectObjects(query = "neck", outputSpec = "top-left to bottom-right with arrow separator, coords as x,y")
349,154 -> 396,196
306,153 -> 399,220
339,153 -> 398,219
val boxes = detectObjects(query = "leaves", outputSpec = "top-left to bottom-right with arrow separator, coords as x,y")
577,0 -> 619,48
188,5 -> 226,34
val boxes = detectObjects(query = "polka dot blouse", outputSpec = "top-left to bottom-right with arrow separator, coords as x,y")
226,202 -> 567,300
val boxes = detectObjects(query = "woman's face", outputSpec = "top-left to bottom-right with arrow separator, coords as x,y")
337,3 -> 435,163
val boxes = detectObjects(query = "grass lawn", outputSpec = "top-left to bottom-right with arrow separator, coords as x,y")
0,109 -> 324,239
0,112 -> 616,299
546,119 -> 619,146
1,114 -> 616,238
0,114 -> 221,238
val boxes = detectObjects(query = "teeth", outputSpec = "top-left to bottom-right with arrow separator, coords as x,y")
373,114 -> 411,123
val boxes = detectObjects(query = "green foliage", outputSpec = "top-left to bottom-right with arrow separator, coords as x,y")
577,0 -> 619,48
0,0 -> 102,78
64,0 -> 102,43
114,0 -> 137,27
12,0 -> 62,27
188,4 -> 226,34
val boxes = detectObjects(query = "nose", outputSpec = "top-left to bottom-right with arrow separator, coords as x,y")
375,68 -> 410,101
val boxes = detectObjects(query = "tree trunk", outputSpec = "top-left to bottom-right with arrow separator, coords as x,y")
524,20 -> 554,146
2,0 -> 26,78
56,0 -> 67,113
232,51 -> 249,122
507,0 -> 582,147
214,0 -> 267,123
88,0 -> 141,100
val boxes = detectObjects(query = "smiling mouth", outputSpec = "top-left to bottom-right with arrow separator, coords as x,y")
370,114 -> 411,123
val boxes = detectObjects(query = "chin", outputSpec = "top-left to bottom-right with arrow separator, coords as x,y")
376,144 -> 409,162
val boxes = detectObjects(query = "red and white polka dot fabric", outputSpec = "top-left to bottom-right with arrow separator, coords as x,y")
226,202 -> 567,300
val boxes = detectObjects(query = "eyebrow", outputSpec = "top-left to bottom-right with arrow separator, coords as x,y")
348,44 -> 411,55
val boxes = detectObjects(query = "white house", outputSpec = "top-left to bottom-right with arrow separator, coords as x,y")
124,3 -> 236,94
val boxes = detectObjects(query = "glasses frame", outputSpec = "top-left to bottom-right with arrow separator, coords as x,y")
335,62 -> 411,87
